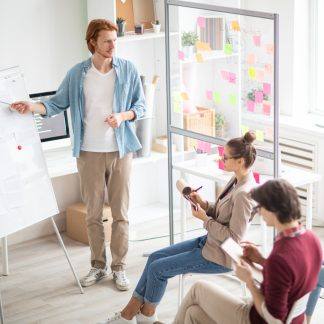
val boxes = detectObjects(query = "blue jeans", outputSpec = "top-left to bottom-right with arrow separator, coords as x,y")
306,267 -> 324,316
133,235 -> 231,305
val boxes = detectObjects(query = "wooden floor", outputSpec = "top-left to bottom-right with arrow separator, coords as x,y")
1,221 -> 324,324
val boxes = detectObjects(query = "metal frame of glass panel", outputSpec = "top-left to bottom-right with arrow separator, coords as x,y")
165,0 -> 279,244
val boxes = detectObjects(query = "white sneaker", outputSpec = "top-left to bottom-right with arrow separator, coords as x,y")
136,312 -> 159,324
80,267 -> 108,287
99,312 -> 136,324
113,270 -> 130,291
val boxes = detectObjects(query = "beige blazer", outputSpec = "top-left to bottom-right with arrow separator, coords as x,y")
202,172 -> 256,269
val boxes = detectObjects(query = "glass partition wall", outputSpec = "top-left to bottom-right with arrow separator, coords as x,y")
165,1 -> 279,245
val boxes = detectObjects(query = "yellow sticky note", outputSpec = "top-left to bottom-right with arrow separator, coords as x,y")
229,94 -> 237,106
224,43 -> 233,55
195,53 -> 204,62
213,91 -> 221,104
241,125 -> 249,136
256,130 -> 264,142
231,20 -> 240,31
181,92 -> 189,100
196,41 -> 212,52
248,67 -> 256,79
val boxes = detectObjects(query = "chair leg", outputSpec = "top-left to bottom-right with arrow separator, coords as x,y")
178,274 -> 185,306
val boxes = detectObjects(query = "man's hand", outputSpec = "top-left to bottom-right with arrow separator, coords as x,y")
241,242 -> 265,266
10,101 -> 33,114
191,204 -> 208,222
235,259 -> 254,286
105,113 -> 123,128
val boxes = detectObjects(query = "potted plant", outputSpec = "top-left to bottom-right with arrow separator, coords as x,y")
247,88 -> 269,102
116,17 -> 126,37
151,20 -> 161,33
215,112 -> 226,137
181,31 -> 198,59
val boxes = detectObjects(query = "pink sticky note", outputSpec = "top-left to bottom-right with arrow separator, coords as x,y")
263,102 -> 271,116
255,91 -> 263,103
217,146 -> 224,156
253,35 -> 261,46
228,72 -> 236,84
197,16 -> 206,28
198,140 -> 211,153
247,100 -> 255,112
266,43 -> 274,54
263,83 -> 271,95
221,70 -> 229,80
218,160 -> 225,170
206,90 -> 213,100
178,50 -> 184,61
247,53 -> 255,65
256,70 -> 265,82
253,172 -> 260,184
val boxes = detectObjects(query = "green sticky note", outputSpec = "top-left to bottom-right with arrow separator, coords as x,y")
173,101 -> 181,113
229,94 -> 237,106
241,125 -> 249,136
224,43 -> 233,55
256,130 -> 264,142
213,91 -> 221,104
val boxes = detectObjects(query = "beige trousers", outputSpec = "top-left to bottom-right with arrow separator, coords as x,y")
77,151 -> 132,271
173,280 -> 252,324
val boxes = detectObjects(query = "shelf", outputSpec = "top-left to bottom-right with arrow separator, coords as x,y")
181,50 -> 238,64
117,30 -> 179,43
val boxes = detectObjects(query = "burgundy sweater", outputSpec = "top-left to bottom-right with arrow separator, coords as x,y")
249,230 -> 322,324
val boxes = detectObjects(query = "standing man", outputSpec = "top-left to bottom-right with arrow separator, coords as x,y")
11,19 -> 145,291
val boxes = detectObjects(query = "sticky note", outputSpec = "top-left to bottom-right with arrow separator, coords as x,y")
195,53 -> 204,62
218,146 -> 224,156
247,100 -> 255,112
263,83 -> 271,95
255,91 -> 263,104
229,94 -> 237,106
241,125 -> 249,136
228,72 -> 236,84
218,160 -> 225,170
263,102 -> 271,116
247,53 -> 255,65
231,20 -> 240,31
224,43 -> 233,55
256,130 -> 264,142
266,43 -> 274,54
248,67 -> 256,79
213,91 -> 221,104
181,92 -> 189,100
206,90 -> 213,100
256,70 -> 264,82
198,140 -> 211,153
197,16 -> 206,28
253,35 -> 261,46
221,70 -> 229,81
173,101 -> 181,113
178,50 -> 185,61
265,63 -> 272,74
253,172 -> 260,184
196,41 -> 212,52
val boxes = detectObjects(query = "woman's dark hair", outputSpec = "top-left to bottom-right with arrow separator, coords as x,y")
226,131 -> 256,168
250,179 -> 301,224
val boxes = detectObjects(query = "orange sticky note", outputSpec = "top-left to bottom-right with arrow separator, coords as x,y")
256,69 -> 265,82
196,41 -> 212,52
265,63 -> 272,74
266,43 -> 274,54
247,53 -> 255,65
195,53 -> 204,62
231,20 -> 240,31
181,92 -> 189,100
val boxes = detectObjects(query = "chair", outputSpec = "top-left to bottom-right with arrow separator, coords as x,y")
178,272 -> 247,306
285,293 -> 310,324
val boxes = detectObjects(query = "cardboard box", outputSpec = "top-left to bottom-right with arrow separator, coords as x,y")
66,202 -> 112,245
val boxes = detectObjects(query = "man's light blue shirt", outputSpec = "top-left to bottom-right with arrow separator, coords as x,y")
41,57 -> 146,158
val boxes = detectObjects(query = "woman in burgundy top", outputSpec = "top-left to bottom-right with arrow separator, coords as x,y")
174,179 -> 322,324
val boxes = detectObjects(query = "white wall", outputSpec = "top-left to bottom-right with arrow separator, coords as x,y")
0,0 -> 88,245
0,0 -> 89,93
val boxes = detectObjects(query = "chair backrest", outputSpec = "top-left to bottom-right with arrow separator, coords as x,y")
286,293 -> 310,324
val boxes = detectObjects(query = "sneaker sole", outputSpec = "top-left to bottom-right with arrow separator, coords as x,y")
115,282 -> 130,291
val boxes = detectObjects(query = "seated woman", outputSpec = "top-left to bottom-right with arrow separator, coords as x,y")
174,179 -> 323,324
306,265 -> 324,323
105,131 -> 257,324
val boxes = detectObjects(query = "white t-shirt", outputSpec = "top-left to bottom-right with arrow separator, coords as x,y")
81,63 -> 119,152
